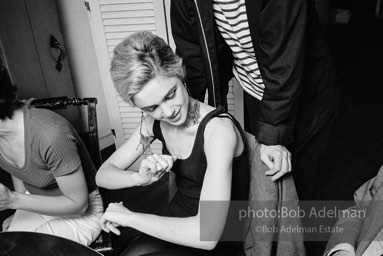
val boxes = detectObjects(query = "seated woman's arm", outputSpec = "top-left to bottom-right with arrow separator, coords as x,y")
101,117 -> 239,250
96,116 -> 173,189
11,176 -> 27,194
5,168 -> 89,217
96,123 -> 152,189
1,122 -> 89,217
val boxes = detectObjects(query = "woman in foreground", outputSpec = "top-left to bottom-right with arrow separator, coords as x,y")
96,31 -> 291,255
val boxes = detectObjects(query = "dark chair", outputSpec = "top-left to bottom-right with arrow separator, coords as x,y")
31,96 -> 114,256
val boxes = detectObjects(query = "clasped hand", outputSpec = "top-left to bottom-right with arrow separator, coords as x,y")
100,202 -> 131,236
136,154 -> 178,186
260,144 -> 292,181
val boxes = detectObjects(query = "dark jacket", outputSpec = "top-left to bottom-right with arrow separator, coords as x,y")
171,0 -> 339,147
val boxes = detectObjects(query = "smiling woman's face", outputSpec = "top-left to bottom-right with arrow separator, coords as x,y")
132,76 -> 189,126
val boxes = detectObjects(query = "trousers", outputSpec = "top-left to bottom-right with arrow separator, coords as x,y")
7,189 -> 103,246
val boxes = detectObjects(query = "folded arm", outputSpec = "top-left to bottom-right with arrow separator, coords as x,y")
96,116 -> 174,189
257,0 -> 306,146
2,169 -> 89,217
96,115 -> 154,189
1,123 -> 92,217
100,117 -> 239,249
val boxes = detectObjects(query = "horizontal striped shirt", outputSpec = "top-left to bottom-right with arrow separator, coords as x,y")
213,0 -> 264,100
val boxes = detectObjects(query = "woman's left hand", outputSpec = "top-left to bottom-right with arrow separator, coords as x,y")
100,202 -> 132,235
260,144 -> 292,181
136,154 -> 177,186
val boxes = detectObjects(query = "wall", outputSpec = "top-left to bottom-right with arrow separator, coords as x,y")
56,0 -> 114,149
0,0 -> 80,126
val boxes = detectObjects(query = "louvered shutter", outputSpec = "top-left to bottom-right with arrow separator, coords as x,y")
89,0 -> 243,150
95,0 -> 169,152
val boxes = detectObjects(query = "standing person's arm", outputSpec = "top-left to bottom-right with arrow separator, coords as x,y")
171,0 -> 215,103
255,0 -> 307,146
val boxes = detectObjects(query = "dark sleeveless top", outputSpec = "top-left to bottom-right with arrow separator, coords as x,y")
153,107 -> 249,218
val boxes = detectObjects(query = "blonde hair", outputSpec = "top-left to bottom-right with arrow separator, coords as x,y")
110,31 -> 185,105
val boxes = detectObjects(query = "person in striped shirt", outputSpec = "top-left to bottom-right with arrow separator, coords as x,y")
171,0 -> 339,200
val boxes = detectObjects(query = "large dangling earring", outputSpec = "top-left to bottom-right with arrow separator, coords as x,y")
136,111 -> 152,156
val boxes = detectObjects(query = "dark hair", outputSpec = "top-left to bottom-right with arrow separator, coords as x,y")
0,66 -> 22,120
110,31 -> 185,105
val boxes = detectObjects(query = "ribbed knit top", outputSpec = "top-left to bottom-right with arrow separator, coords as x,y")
0,107 -> 97,196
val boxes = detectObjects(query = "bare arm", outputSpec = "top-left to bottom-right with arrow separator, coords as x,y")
96,116 -> 155,189
1,121 -> 92,216
3,168 -> 89,217
101,118 -> 239,249
11,175 -> 26,194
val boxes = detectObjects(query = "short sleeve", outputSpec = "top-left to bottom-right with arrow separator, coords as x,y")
39,122 -> 82,177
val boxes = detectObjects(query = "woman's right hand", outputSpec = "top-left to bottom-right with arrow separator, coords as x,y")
135,154 -> 178,186
100,202 -> 131,235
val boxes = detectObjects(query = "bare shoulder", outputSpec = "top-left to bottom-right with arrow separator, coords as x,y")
204,116 -> 242,151
205,116 -> 237,137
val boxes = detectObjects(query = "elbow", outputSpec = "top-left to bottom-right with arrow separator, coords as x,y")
95,172 -> 103,187
191,215 -> 221,250
192,229 -> 219,250
95,168 -> 107,188
76,203 -> 88,216
72,199 -> 88,216
96,164 -> 114,188
199,241 -> 218,251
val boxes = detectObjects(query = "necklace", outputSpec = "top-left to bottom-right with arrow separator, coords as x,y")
185,100 -> 201,127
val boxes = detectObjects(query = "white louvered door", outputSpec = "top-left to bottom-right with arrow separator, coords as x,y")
87,0 -> 168,153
